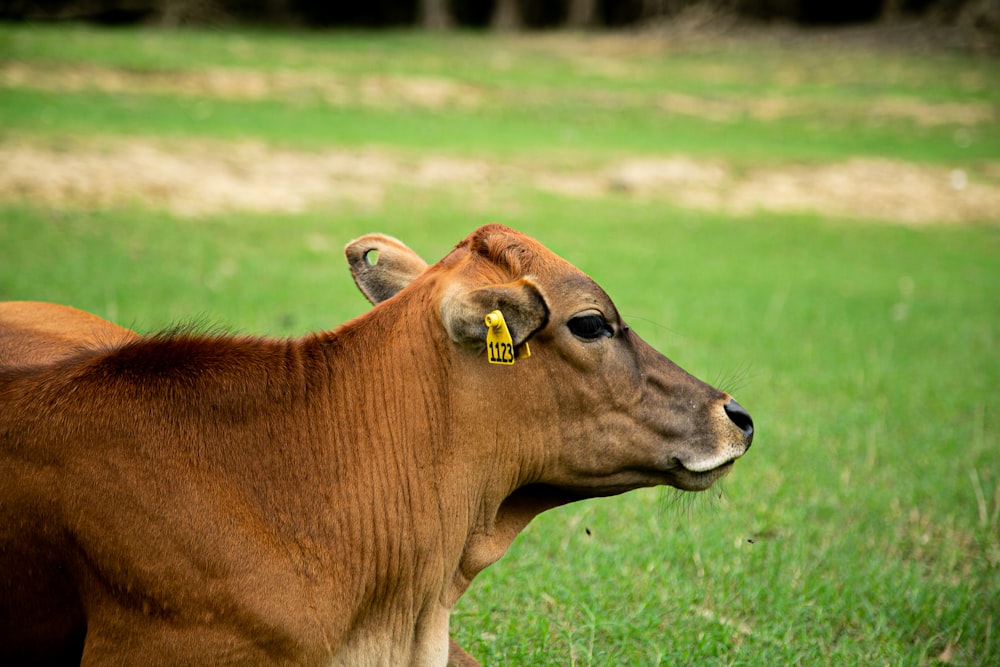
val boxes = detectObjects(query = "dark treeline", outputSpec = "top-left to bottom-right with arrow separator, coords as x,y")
0,0 -> 992,29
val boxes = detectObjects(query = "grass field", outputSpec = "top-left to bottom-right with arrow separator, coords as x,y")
1,23 -> 998,665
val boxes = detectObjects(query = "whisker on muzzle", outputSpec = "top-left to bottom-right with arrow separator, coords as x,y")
713,362 -> 756,396
657,482 -> 728,519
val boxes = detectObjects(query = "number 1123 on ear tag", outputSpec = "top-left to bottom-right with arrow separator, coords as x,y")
485,310 -> 520,365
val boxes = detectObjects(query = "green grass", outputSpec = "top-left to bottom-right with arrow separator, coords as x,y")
5,86 -> 994,164
1,23 -> 998,666
2,24 -> 998,165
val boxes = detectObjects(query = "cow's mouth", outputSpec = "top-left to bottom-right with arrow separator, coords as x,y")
519,458 -> 737,501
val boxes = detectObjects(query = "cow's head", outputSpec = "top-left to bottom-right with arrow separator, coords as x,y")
345,225 -> 753,495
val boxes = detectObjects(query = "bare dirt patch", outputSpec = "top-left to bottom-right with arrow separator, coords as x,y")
547,156 -> 1000,224
2,139 -> 997,224
0,141 -> 391,216
728,160 -> 999,224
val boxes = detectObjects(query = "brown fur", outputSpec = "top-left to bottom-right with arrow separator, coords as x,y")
0,301 -> 138,367
0,225 -> 753,666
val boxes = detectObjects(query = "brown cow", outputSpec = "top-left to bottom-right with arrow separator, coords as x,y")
0,224 -> 753,666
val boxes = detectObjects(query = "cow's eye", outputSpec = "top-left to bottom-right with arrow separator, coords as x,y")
567,314 -> 613,340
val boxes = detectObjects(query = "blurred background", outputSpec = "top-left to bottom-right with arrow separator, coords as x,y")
1,1 -> 998,665
1,0 -> 998,39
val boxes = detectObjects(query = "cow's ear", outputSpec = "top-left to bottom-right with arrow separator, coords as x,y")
441,278 -> 549,350
345,234 -> 428,305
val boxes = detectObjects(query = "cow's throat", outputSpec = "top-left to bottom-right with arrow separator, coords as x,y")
447,484 -> 582,606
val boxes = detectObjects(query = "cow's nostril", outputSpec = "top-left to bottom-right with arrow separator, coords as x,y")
724,399 -> 754,445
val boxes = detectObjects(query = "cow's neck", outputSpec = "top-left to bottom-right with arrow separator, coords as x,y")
308,319 -> 450,567
308,299 -> 575,621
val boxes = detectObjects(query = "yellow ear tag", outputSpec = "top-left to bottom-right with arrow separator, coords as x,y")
484,310 -> 530,365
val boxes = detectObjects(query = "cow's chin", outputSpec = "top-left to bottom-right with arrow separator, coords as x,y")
668,461 -> 734,491
540,460 -> 735,499
589,460 -> 735,494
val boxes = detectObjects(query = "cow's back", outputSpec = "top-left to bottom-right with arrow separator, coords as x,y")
0,301 -> 137,368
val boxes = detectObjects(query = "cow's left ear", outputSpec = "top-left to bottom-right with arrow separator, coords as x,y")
345,233 -> 429,305
441,278 -> 549,350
